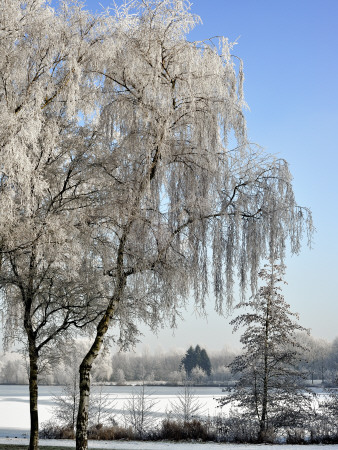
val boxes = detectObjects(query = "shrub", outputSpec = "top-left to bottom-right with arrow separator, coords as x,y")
160,419 -> 210,441
285,428 -> 307,444
211,415 -> 260,443
87,424 -> 135,440
39,421 -> 75,439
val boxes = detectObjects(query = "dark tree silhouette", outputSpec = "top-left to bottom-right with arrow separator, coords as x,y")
181,345 -> 212,377
200,349 -> 212,377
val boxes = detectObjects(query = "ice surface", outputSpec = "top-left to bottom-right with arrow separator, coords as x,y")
0,385 -> 226,438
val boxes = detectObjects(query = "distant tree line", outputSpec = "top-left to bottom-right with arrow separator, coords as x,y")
4,337 -> 338,386
0,345 -> 233,385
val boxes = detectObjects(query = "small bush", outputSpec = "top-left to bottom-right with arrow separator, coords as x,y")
39,421 -> 75,439
307,421 -> 338,445
160,419 -> 210,441
87,424 -> 135,440
258,427 -> 276,444
285,428 -> 307,444
212,415 -> 260,443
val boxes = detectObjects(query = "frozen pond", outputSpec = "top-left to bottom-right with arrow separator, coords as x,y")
0,384 -> 225,438
0,385 -> 331,450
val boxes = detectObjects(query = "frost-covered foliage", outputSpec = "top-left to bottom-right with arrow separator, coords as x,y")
0,0 -> 112,350
0,0 -> 106,250
0,0 -> 313,350
218,261 -> 313,442
0,351 -> 27,384
90,0 -> 314,314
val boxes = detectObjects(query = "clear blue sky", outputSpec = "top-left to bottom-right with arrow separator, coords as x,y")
52,0 -> 338,353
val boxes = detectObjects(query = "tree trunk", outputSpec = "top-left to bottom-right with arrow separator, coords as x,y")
76,295 -> 122,450
76,233 -> 127,450
24,269 -> 40,450
259,296 -> 271,442
28,342 -> 39,450
76,360 -> 91,450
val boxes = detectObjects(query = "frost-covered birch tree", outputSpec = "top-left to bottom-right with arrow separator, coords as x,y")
0,2 -> 111,449
218,262 -> 312,442
73,1 -> 313,448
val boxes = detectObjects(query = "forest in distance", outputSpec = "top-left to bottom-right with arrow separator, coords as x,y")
1,333 -> 338,387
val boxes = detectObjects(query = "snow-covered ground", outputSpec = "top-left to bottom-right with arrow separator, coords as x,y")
0,438 -> 337,449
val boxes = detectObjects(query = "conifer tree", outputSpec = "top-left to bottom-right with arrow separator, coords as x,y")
200,349 -> 212,377
181,346 -> 196,377
218,261 -> 313,442
181,345 -> 212,377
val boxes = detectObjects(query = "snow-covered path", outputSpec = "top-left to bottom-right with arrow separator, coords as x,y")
0,439 -> 337,450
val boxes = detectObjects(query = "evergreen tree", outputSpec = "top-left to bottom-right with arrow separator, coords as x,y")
199,349 -> 212,377
181,346 -> 196,376
181,345 -> 212,377
218,261 -> 313,442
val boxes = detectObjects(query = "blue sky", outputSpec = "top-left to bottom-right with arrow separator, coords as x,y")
51,0 -> 338,352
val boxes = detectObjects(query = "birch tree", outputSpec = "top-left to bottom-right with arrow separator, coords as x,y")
0,253 -> 107,449
0,2 -> 110,449
73,1 -> 313,448
218,262 -> 312,442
